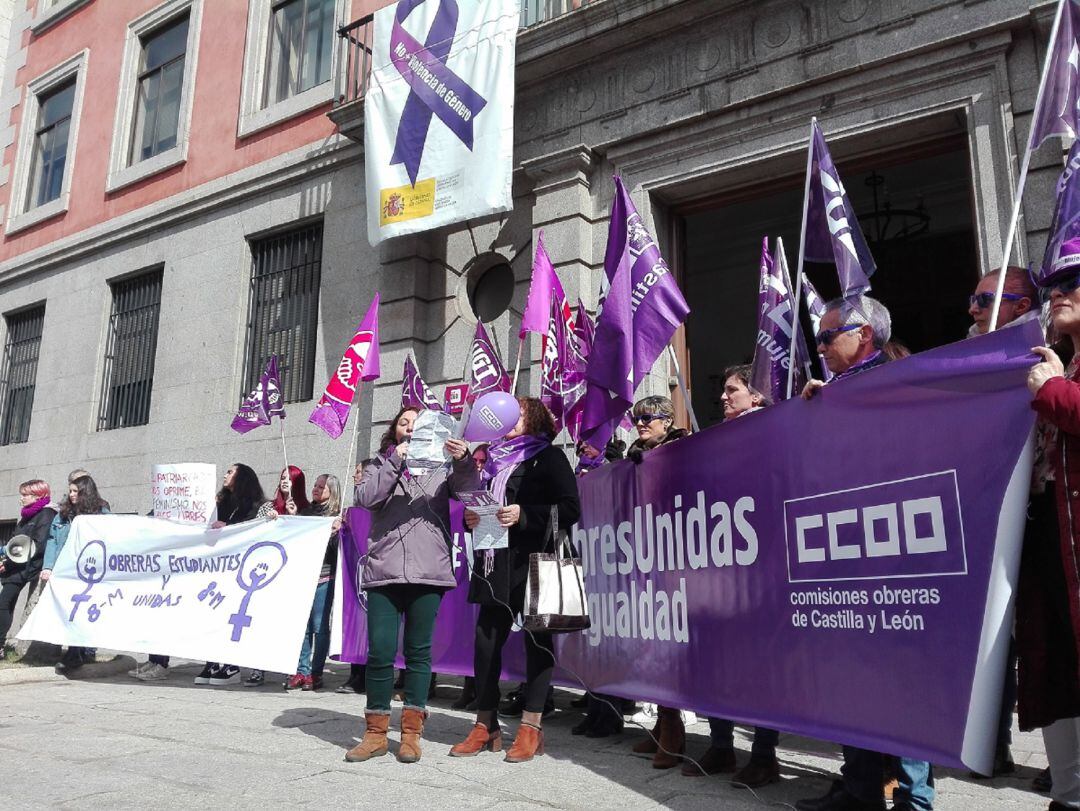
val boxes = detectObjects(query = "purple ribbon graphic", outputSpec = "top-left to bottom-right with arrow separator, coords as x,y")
390,0 -> 488,186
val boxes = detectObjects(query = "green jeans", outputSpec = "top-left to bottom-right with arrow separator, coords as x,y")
365,584 -> 443,712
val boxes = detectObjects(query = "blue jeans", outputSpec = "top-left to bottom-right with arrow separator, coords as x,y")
297,580 -> 333,677
842,747 -> 935,810
708,718 -> 780,763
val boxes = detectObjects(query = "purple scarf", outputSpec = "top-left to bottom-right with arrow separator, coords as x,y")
20,496 -> 50,521
480,434 -> 550,574
832,349 -> 886,382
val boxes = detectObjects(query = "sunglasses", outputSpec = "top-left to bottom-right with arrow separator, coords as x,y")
815,324 -> 863,346
632,413 -> 665,425
968,291 -> 1023,309
1048,272 -> 1080,297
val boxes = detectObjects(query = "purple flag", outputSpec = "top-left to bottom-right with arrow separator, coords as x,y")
749,238 -> 809,403
1030,0 -> 1080,150
540,276 -> 586,434
579,176 -> 690,451
401,354 -> 442,410
466,321 -> 510,403
574,299 -> 595,362
520,232 -> 558,339
804,120 -> 876,300
1041,138 -> 1080,283
309,295 -> 381,439
801,270 -> 833,383
231,356 -> 285,434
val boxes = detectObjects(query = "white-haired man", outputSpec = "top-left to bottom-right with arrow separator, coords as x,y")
798,295 -> 934,811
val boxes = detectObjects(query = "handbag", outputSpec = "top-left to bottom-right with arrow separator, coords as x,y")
523,505 -> 591,633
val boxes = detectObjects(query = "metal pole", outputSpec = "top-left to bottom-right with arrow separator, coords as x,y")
667,344 -> 699,433
787,118 -> 817,400
511,336 -> 525,395
278,418 -> 290,474
989,0 -> 1066,332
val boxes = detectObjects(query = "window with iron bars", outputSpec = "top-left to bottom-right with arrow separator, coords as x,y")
0,304 -> 46,446
242,222 -> 322,404
97,269 -> 164,430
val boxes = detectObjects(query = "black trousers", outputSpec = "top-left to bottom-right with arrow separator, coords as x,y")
474,603 -> 554,714
0,580 -> 29,647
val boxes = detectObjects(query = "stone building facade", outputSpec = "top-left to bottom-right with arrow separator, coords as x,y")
0,0 -> 1061,524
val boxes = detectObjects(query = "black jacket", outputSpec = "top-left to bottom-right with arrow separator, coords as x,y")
301,502 -> 339,579
3,506 -> 56,585
468,444 -> 581,610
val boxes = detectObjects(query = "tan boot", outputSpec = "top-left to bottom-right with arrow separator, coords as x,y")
397,707 -> 426,763
344,712 -> 389,762
504,722 -> 544,763
651,707 -> 685,769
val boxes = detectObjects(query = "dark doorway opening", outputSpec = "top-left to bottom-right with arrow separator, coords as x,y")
677,124 -> 980,428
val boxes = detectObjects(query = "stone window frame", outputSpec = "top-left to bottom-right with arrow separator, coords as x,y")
5,49 -> 89,236
30,0 -> 93,35
236,0 -> 348,139
105,0 -> 204,194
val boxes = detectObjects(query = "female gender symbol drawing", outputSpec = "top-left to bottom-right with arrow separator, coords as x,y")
69,540 -> 107,621
228,541 -> 287,642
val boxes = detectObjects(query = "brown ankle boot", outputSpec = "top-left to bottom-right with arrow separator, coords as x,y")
651,707 -> 685,769
505,722 -> 544,763
397,708 -> 426,763
631,712 -> 664,755
449,722 -> 503,757
344,712 -> 389,762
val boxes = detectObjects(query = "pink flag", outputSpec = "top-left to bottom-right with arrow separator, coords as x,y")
309,295 -> 381,439
467,321 -> 511,403
402,354 -> 442,410
519,232 -> 558,339
574,300 -> 594,363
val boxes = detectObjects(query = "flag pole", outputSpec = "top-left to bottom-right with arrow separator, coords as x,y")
776,236 -> 814,382
989,0 -> 1066,332
511,336 -> 524,394
787,118 -> 817,399
667,344 -> 700,433
343,401 -> 363,501
278,419 -> 289,473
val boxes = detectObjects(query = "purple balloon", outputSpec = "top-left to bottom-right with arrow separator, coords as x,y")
463,392 -> 520,442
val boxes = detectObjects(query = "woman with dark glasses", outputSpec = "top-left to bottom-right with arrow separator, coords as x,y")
1024,240 -> 1080,811
623,395 -> 692,768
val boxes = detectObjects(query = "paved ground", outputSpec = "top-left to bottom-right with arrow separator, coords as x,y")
0,661 -> 1051,810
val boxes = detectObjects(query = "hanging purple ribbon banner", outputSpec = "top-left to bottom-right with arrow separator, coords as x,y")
389,0 -> 488,186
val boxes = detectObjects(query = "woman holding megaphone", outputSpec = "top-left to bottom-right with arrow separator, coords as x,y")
451,396 -> 581,764
344,406 -> 477,765
0,479 -> 55,656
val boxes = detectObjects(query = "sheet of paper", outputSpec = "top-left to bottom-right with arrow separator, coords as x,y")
406,410 -> 457,475
458,490 -> 508,550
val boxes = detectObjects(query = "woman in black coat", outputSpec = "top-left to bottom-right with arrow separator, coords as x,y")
451,397 -> 581,763
0,479 -> 56,653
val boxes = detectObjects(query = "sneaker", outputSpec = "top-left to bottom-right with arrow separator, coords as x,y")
335,678 -> 364,694
128,661 -> 152,678
284,674 -> 308,691
680,710 -> 697,726
136,663 -> 169,682
308,675 -> 323,691
194,663 -> 216,685
242,669 -> 264,687
630,703 -> 658,725
209,665 -> 241,685
499,684 -> 526,718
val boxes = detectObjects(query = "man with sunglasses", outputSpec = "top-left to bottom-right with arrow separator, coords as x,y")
801,295 -> 892,400
797,295 -> 935,811
967,267 -> 1037,336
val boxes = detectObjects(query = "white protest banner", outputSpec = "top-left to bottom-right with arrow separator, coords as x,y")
364,0 -> 518,244
406,409 -> 456,474
19,514 -> 333,673
151,463 -> 217,525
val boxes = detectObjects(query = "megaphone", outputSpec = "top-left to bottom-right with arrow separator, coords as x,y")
462,392 -> 520,442
2,534 -> 36,565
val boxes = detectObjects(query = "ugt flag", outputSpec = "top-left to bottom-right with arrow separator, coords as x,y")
309,295 -> 381,439
749,237 -> 809,403
579,177 -> 690,452
402,354 -> 442,410
804,119 -> 877,300
466,321 -> 511,402
1029,0 -> 1080,150
231,356 -> 285,434
364,0 -> 518,244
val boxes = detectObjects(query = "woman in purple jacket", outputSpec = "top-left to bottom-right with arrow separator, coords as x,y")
344,406 -> 477,766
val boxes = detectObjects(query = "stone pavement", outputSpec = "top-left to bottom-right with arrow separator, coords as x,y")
0,661 -> 1050,810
